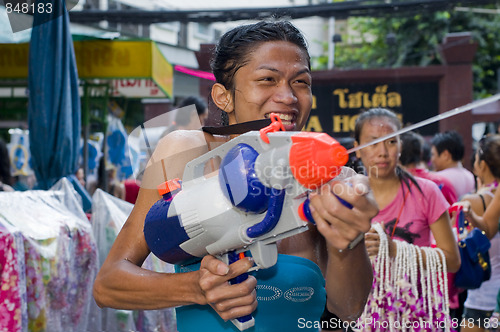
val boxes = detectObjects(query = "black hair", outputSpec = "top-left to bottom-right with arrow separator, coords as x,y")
178,96 -> 207,117
400,131 -> 424,166
430,130 -> 465,161
477,134 -> 500,179
210,20 -> 310,125
176,96 -> 208,126
337,137 -> 363,173
354,108 -> 422,194
0,138 -> 13,186
421,140 -> 432,165
353,108 -> 402,143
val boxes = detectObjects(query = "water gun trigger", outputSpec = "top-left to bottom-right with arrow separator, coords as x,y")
299,194 -> 353,224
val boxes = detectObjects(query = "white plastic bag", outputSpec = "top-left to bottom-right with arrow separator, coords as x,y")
89,189 -> 177,332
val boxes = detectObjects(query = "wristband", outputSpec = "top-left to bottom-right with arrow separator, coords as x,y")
348,232 -> 365,250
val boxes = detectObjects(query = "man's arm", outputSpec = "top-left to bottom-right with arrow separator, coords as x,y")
93,131 -> 257,320
455,188 -> 500,239
324,241 -> 372,321
309,176 -> 378,321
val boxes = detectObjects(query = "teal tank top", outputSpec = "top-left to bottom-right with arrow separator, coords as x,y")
175,254 -> 326,332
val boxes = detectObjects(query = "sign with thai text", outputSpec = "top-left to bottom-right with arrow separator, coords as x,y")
111,79 -> 166,98
307,82 -> 439,138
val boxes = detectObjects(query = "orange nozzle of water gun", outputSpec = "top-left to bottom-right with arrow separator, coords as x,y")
289,132 -> 349,189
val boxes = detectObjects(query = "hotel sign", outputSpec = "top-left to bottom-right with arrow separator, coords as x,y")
307,82 -> 439,137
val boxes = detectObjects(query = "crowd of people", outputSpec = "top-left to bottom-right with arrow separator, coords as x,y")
1,18 -> 500,332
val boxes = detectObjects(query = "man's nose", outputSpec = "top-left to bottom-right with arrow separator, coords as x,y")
273,84 -> 298,104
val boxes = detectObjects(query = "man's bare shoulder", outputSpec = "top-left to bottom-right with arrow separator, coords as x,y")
142,130 -> 227,187
157,129 -> 228,154
156,130 -> 208,154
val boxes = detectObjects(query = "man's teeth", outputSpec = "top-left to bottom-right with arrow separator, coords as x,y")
277,114 -> 293,125
266,113 -> 294,122
279,114 -> 293,121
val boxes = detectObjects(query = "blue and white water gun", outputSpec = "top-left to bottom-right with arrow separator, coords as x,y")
143,114 -> 351,330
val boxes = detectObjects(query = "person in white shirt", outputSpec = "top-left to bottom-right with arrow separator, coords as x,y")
430,130 -> 475,199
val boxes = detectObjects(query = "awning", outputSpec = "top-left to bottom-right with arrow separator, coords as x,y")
156,43 -> 198,69
0,39 -> 173,98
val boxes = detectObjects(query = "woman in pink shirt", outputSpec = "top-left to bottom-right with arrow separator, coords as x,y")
354,109 -> 459,263
354,108 -> 460,329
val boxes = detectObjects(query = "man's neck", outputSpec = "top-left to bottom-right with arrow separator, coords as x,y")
440,160 -> 460,170
403,162 -> 428,170
402,163 -> 418,170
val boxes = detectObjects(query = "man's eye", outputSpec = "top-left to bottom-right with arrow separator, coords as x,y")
294,78 -> 311,86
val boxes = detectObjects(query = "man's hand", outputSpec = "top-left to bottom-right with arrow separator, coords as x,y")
198,255 -> 257,321
309,175 -> 379,250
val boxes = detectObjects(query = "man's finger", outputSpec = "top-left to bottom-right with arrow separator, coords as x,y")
201,255 -> 229,276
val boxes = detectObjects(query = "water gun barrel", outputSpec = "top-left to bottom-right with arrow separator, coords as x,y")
289,132 -> 348,190
288,132 -> 351,223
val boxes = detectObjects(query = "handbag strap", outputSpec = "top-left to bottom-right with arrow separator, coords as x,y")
456,209 -> 466,237
448,205 -> 467,239
478,193 -> 487,212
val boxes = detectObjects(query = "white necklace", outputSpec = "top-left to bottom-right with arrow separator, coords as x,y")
359,223 -> 451,332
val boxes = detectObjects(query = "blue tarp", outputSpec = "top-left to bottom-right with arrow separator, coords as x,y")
28,0 -> 81,190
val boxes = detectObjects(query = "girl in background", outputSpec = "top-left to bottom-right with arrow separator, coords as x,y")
457,135 -> 500,332
355,108 -> 460,330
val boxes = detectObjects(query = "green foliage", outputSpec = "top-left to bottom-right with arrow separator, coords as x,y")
332,7 -> 500,97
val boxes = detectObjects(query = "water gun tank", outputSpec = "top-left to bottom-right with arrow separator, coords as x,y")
143,179 -> 198,264
218,143 -> 269,214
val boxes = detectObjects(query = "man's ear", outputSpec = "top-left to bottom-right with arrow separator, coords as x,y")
211,83 -> 234,114
442,149 -> 452,161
